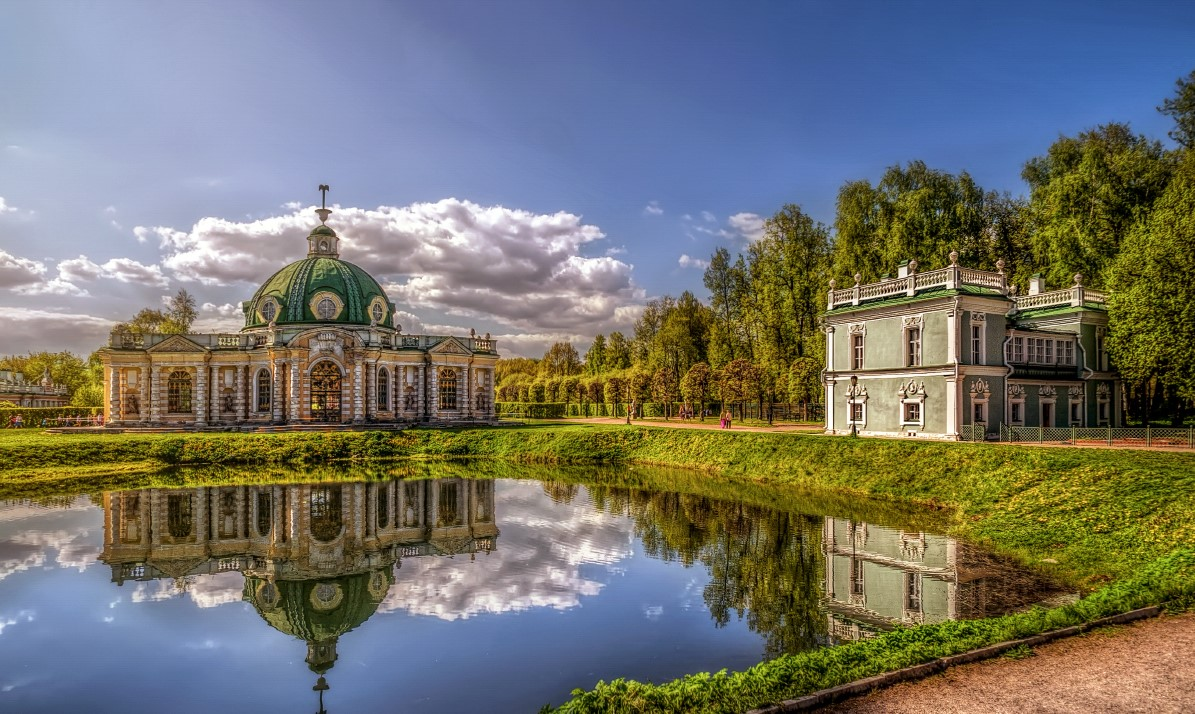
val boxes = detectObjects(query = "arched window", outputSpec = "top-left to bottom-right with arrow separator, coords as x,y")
319,240 -> 329,252
377,484 -> 390,529
167,494 -> 193,538
438,368 -> 457,410
256,369 -> 271,412
377,368 -> 390,411
310,485 -> 343,542
256,491 -> 272,537
371,302 -> 384,323
167,370 -> 192,413
317,297 -> 337,320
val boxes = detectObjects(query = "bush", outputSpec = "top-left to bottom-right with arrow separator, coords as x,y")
0,406 -> 103,427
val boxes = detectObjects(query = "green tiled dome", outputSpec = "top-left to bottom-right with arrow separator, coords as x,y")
243,240 -> 394,329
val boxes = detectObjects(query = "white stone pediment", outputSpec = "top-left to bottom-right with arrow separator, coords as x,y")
146,335 -> 207,354
429,337 -> 470,355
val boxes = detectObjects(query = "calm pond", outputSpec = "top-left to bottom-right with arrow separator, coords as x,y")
0,465 -> 1064,713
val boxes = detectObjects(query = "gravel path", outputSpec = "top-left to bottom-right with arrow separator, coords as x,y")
821,612 -> 1195,714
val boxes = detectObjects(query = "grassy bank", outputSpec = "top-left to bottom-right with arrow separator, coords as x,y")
2,425 -> 1194,712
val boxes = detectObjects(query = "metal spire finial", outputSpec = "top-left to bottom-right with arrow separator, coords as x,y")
316,185 -> 332,225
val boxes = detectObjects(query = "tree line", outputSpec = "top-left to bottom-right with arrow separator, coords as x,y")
499,70 -> 1195,424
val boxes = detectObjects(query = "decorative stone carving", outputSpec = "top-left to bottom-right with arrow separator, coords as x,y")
969,379 -> 990,397
897,380 -> 926,398
1038,385 -> 1057,398
1007,384 -> 1026,399
1068,385 -> 1084,399
848,323 -> 865,335
902,315 -> 923,328
1096,383 -> 1110,398
970,313 -> 986,324
846,383 -> 868,399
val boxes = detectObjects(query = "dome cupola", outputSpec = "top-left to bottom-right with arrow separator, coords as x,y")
242,185 -> 396,330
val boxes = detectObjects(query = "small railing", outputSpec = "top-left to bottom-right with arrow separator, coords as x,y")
1013,286 -> 1107,312
829,264 -> 1007,309
960,268 -> 1005,289
1000,424 -> 1194,448
217,335 -> 240,348
913,267 -> 951,289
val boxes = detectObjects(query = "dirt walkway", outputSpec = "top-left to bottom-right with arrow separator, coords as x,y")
820,612 -> 1195,714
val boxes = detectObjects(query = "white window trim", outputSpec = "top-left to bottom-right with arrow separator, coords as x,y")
1068,398 -> 1084,426
898,379 -> 926,428
846,383 -> 868,429
254,368 -> 272,413
1009,399 -> 1025,426
970,315 -> 986,365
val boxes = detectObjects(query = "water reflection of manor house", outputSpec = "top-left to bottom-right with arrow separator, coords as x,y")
822,517 -> 1062,641
100,478 -> 497,673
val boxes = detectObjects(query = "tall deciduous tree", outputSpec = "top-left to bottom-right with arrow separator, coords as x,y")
584,334 -> 607,375
1022,123 -> 1172,288
681,362 -> 712,420
540,342 -> 582,377
1159,68 -> 1195,149
605,331 -> 632,371
1107,149 -> 1195,407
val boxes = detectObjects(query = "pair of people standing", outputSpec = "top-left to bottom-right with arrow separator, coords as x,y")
719,409 -> 732,429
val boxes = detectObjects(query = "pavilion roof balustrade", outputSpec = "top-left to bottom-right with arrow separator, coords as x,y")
828,255 -> 1108,313
828,257 -> 1009,310
108,330 -> 498,353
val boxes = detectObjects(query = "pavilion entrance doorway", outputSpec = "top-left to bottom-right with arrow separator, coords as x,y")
310,361 -> 342,423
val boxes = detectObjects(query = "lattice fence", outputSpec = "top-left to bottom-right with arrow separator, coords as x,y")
1000,424 -> 1194,448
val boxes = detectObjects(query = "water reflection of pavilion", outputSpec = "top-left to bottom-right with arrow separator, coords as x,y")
100,478 -> 498,674
822,517 -> 1063,642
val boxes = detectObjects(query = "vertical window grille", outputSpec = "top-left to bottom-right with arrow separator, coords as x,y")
906,572 -> 921,610
167,370 -> 192,413
377,485 -> 390,529
971,325 -> 982,363
906,328 -> 922,367
167,494 -> 193,538
377,368 -> 389,411
903,402 -> 921,423
437,482 -> 460,526
1063,341 -> 1074,366
851,334 -> 864,370
1044,339 -> 1054,364
310,485 -> 343,542
850,403 -> 864,422
256,491 -> 272,537
850,558 -> 865,596
256,369 -> 271,412
1013,336 -> 1025,362
438,368 -> 457,410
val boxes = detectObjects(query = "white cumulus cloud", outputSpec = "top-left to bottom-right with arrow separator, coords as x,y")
146,199 -> 644,335
728,212 -> 766,242
643,201 -> 663,216
0,249 -> 46,289
678,254 -> 709,270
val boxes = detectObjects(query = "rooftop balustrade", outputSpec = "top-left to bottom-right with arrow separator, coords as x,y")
828,251 -> 1108,313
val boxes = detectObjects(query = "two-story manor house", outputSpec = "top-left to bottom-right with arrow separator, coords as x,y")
824,252 -> 1122,439
99,202 -> 500,428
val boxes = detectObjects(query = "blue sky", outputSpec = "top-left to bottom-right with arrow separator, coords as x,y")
1,1 -> 1193,357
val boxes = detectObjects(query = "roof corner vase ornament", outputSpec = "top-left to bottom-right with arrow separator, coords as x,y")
317,183 -> 332,225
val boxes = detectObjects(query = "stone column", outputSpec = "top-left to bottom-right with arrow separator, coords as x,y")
150,367 -> 163,423
198,488 -> 211,543
289,361 -> 301,424
195,365 -> 208,426
464,364 -> 472,418
353,358 -> 364,423
272,359 -> 284,424
108,367 -> 121,424
149,490 -> 161,546
235,365 -> 247,422
418,363 -> 427,421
